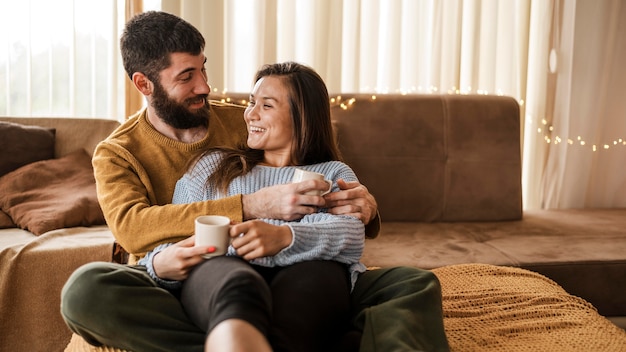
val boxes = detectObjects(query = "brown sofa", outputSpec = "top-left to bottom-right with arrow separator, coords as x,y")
0,117 -> 120,352
326,94 -> 626,327
2,94 -> 626,352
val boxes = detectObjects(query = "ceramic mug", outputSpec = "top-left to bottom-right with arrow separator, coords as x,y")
194,215 -> 231,259
292,169 -> 333,196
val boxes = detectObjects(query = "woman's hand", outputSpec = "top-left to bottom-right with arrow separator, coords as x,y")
152,236 -> 210,281
324,179 -> 378,224
230,220 -> 293,261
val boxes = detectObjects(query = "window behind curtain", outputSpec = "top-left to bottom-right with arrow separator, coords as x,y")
0,0 -> 125,119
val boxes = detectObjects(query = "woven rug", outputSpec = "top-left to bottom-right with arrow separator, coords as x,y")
65,263 -> 626,352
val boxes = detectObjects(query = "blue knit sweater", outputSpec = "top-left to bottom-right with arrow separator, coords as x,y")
139,151 -> 366,290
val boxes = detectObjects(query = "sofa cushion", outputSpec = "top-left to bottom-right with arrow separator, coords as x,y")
331,94 -> 522,222
0,149 -> 105,235
0,121 -> 55,177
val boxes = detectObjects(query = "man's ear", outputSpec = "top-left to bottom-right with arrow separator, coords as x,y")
132,72 -> 153,96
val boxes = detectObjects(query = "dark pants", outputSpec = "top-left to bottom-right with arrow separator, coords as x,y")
181,257 -> 351,351
61,258 -> 352,352
61,262 -> 449,352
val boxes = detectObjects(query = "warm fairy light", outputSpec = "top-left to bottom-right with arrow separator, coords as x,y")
337,98 -> 355,110
536,121 -> 624,152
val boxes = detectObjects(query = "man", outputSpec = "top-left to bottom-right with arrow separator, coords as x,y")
60,11 -> 449,352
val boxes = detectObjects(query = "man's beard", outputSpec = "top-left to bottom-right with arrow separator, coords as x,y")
150,81 -> 209,129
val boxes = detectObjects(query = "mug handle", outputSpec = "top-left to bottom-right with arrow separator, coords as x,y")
320,180 -> 333,196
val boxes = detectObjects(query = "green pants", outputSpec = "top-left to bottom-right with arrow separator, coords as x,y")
61,263 -> 449,352
351,266 -> 450,352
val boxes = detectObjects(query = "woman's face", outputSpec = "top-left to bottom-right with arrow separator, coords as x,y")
244,76 -> 294,166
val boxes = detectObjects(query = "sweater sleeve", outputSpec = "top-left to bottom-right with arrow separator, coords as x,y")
137,243 -> 182,290
249,162 -> 365,268
268,213 -> 365,267
93,141 -> 242,259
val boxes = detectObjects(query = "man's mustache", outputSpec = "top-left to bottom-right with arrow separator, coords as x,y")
186,94 -> 209,106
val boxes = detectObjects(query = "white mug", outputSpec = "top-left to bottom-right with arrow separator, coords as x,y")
292,169 -> 333,196
194,215 -> 231,259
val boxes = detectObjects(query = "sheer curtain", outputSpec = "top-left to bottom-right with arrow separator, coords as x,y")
0,0 -> 126,119
165,0 -> 536,98
539,0 -> 626,208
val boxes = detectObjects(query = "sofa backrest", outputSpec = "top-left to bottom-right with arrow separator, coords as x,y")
330,94 -> 522,222
213,93 -> 522,222
0,117 -> 120,158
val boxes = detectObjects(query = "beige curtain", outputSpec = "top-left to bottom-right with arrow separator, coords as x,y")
125,0 -> 145,118
539,0 -> 626,208
164,0 -> 537,97
0,0 -> 124,119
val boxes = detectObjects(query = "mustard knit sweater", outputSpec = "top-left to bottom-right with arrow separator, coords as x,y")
93,101 -> 248,262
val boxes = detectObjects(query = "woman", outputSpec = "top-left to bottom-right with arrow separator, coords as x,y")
140,62 -> 366,352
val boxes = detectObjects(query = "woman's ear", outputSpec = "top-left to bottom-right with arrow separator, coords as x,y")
132,72 -> 153,96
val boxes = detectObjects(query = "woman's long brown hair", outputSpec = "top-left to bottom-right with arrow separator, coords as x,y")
205,62 -> 342,194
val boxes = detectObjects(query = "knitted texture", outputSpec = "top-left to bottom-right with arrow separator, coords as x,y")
432,263 -> 626,352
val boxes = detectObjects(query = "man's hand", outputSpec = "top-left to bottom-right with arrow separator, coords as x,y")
324,179 -> 378,224
241,180 -> 330,221
152,236 -> 211,281
230,220 -> 293,261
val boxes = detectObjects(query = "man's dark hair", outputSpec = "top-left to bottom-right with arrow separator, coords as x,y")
120,11 -> 205,82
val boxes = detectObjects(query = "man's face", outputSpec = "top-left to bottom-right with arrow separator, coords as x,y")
150,52 -> 210,129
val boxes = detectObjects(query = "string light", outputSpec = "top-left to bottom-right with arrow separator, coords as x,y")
212,87 -> 624,152
535,116 -> 625,152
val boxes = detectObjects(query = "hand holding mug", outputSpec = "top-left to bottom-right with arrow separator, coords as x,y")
292,169 -> 332,196
195,215 -> 231,259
